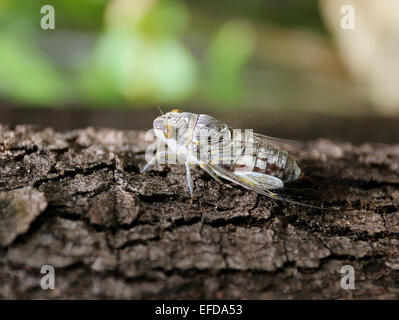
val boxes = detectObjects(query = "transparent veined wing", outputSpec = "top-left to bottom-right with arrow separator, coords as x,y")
204,161 -> 334,210
250,132 -> 326,162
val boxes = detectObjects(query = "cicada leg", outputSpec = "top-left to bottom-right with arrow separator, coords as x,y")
199,164 -> 232,189
185,161 -> 195,200
233,171 -> 284,190
140,150 -> 175,173
140,155 -> 156,173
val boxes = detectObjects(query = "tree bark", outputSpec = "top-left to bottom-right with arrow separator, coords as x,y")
0,124 -> 399,299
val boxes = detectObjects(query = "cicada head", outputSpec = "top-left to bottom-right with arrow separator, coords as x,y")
153,109 -> 190,142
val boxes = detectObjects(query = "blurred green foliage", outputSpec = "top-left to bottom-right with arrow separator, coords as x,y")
204,20 -> 256,107
89,0 -> 197,105
187,0 -> 325,31
0,0 -> 326,109
0,0 -> 252,108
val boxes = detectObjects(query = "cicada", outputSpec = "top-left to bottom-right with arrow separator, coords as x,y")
142,109 -> 326,209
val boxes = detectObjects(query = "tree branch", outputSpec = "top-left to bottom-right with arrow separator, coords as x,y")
1,124 -> 399,299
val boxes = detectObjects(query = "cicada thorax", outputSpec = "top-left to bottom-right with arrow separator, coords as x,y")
187,114 -> 228,159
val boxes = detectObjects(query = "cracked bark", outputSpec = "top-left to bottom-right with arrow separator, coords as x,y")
1,124 -> 399,299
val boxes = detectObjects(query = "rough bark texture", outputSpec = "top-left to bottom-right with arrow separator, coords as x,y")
1,124 -> 399,299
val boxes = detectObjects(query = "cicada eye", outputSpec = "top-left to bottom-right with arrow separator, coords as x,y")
164,125 -> 175,138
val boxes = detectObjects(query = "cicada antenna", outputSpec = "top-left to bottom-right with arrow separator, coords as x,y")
156,106 -> 164,115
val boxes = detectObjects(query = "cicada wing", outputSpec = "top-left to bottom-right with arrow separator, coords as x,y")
190,137 -> 242,165
218,130 -> 325,179
219,129 -> 325,161
250,132 -> 325,162
203,128 -> 246,165
205,163 -> 332,210
205,162 -> 281,192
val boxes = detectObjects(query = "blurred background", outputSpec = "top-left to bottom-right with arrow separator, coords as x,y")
0,0 -> 399,143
